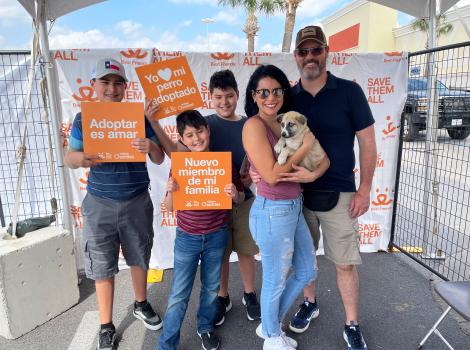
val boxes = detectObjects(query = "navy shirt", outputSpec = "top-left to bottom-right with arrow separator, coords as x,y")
69,112 -> 159,201
292,72 -> 374,192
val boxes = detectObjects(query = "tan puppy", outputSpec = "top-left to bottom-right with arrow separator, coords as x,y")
274,111 -> 326,171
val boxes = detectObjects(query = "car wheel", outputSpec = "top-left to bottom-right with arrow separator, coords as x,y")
447,127 -> 470,140
403,113 -> 418,142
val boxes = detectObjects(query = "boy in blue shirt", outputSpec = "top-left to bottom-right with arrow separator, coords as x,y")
65,58 -> 165,350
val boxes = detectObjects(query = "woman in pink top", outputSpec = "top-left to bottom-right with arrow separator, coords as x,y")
242,65 -> 326,350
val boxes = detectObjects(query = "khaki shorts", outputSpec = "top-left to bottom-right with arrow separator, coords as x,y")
303,192 -> 361,265
226,196 -> 259,256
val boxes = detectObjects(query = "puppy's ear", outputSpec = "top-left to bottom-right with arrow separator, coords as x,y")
277,114 -> 284,124
295,113 -> 307,125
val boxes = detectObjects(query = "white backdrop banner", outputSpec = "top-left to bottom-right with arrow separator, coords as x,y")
53,49 -> 408,269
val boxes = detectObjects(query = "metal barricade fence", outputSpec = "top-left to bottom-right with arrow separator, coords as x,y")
391,41 -> 470,281
0,50 -> 62,230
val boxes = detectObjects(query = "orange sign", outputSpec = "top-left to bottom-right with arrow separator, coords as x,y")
171,152 -> 232,210
135,56 -> 204,119
81,102 -> 145,162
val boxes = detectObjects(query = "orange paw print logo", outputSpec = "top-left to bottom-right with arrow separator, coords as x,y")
382,115 -> 397,136
79,170 -> 90,185
371,187 -> 393,206
72,78 -> 98,102
120,48 -> 148,59
211,52 -> 235,60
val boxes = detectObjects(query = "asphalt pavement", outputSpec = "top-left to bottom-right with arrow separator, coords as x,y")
0,252 -> 469,350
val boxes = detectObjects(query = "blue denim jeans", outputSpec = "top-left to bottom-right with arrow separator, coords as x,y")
249,195 -> 317,337
157,226 -> 227,350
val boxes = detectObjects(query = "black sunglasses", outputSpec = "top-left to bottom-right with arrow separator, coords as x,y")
295,46 -> 326,57
253,88 -> 285,99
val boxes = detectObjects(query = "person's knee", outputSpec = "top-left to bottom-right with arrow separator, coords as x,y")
336,264 -> 355,273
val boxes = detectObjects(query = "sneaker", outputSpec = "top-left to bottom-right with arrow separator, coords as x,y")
263,336 -> 295,350
214,295 -> 232,326
256,323 -> 297,348
242,291 -> 261,321
288,300 -> 319,333
343,325 -> 368,350
197,331 -> 220,350
97,327 -> 116,350
133,300 -> 163,331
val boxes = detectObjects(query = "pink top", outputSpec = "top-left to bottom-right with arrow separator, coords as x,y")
247,115 -> 301,200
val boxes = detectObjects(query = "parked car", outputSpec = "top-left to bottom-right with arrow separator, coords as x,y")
403,78 -> 470,141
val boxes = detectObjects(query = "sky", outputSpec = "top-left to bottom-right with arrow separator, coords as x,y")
1,0 -> 469,52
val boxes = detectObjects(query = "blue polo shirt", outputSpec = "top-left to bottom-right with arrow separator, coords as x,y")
292,72 -> 374,192
69,112 -> 159,201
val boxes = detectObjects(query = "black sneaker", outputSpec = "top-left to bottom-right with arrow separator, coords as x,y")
343,324 -> 368,350
197,331 -> 220,350
288,300 -> 319,333
133,300 -> 163,330
97,327 -> 116,350
214,295 -> 232,326
242,291 -> 261,321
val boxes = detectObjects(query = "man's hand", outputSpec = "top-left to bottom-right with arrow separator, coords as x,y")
131,138 -> 156,153
144,98 -> 160,121
277,164 -> 315,183
349,189 -> 370,218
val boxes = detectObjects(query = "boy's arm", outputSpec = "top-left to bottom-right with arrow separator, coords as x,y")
65,150 -> 100,169
164,176 -> 178,212
144,99 -> 181,157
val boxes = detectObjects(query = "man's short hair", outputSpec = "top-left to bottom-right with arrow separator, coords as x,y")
209,70 -> 238,94
176,110 -> 208,136
295,25 -> 327,48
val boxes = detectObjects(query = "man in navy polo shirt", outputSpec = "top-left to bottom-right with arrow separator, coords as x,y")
280,26 -> 377,350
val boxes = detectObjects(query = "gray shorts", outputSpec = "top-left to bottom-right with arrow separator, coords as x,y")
81,191 -> 154,280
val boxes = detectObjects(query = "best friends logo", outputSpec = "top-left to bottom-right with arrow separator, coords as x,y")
120,49 -> 149,66
210,52 -> 236,67
382,115 -> 398,139
135,56 -> 204,119
371,187 -> 394,210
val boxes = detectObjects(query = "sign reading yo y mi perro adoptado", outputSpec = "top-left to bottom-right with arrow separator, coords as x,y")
172,152 -> 232,210
81,102 -> 145,162
135,56 -> 204,119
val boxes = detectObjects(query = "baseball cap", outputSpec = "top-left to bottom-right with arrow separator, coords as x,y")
295,25 -> 327,48
93,58 -> 128,81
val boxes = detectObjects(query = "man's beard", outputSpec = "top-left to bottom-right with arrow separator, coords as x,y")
299,59 -> 324,81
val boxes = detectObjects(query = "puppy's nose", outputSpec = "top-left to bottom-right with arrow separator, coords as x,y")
281,131 -> 288,138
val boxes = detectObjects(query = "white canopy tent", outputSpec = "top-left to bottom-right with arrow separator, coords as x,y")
16,0 -> 107,234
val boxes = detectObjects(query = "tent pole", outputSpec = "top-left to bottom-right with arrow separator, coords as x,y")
36,0 -> 73,234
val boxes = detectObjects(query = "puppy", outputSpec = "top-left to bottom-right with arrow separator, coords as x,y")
274,111 -> 326,171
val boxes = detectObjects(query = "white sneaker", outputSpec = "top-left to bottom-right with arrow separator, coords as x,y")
256,324 -> 297,348
263,336 -> 295,350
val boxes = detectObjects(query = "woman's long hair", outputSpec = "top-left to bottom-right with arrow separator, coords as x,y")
244,64 -> 293,118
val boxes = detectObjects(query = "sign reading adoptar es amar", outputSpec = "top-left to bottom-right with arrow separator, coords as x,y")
81,102 -> 145,162
135,56 -> 203,120
172,152 -> 232,210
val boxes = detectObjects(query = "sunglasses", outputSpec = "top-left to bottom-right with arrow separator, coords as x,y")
254,88 -> 285,99
295,46 -> 326,57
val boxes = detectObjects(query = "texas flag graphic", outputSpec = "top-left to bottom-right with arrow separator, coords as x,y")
105,60 -> 120,72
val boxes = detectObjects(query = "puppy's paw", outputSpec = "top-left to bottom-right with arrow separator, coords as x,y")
277,151 -> 288,165
274,139 -> 285,154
